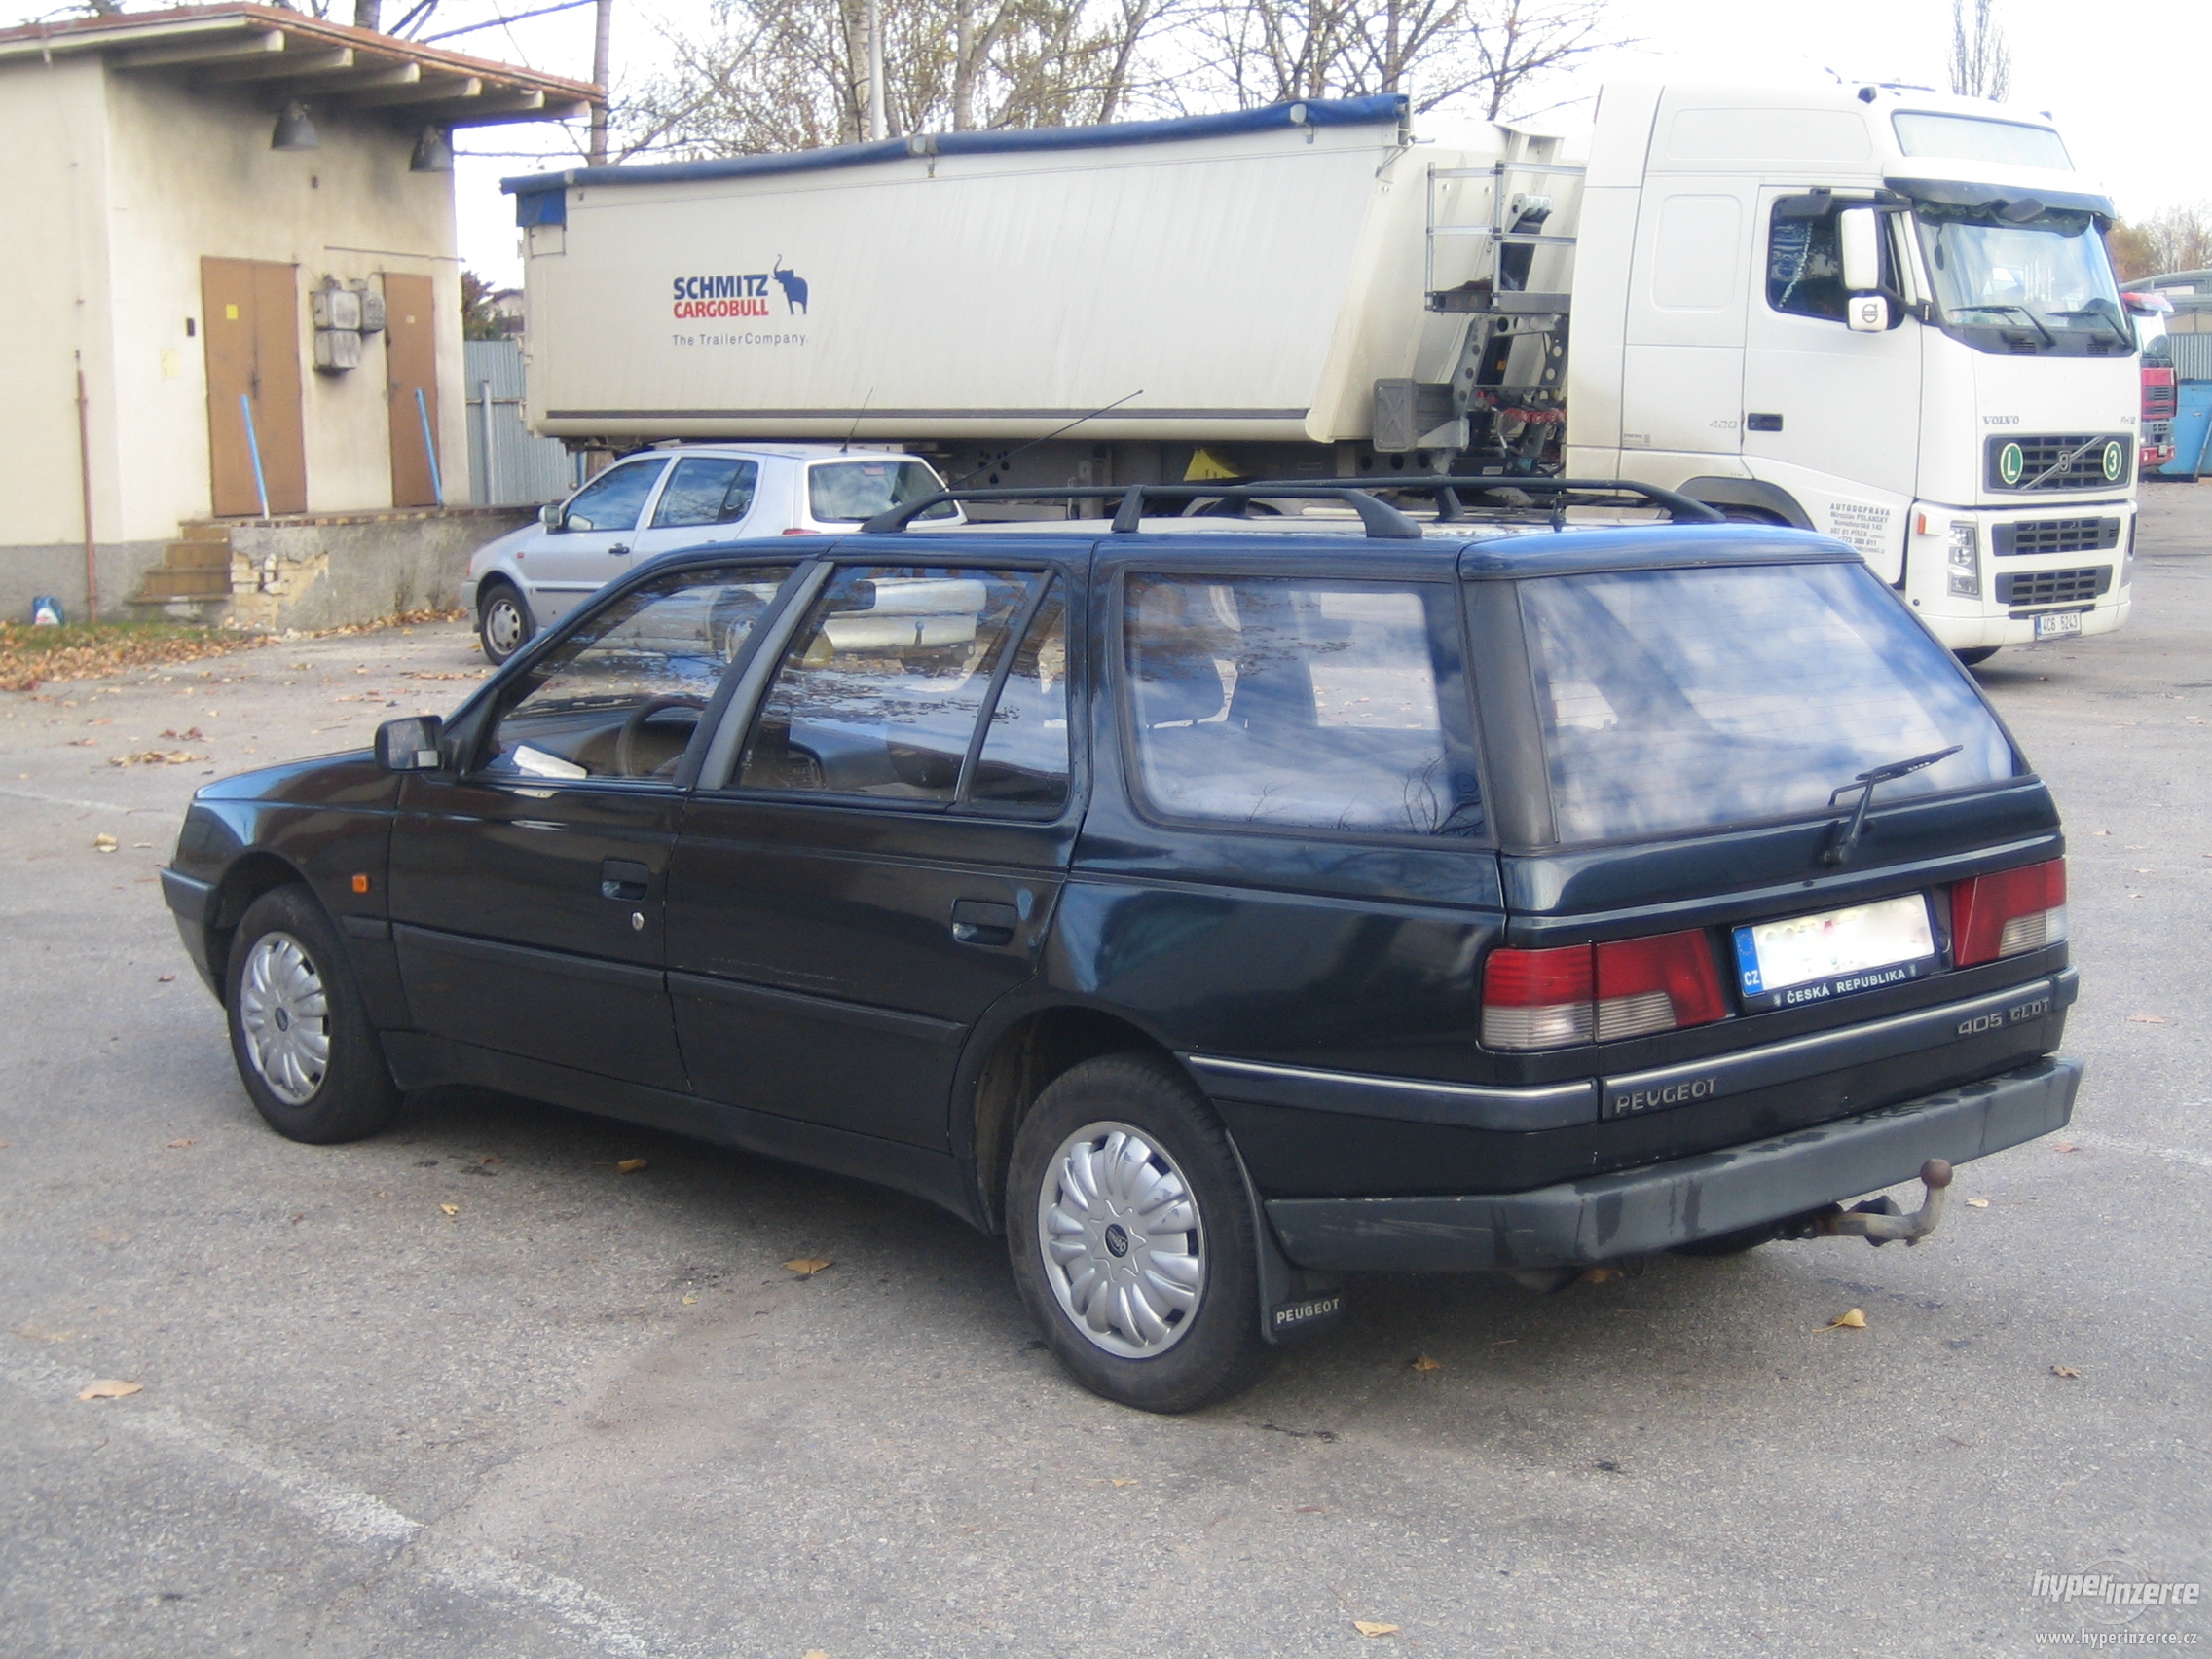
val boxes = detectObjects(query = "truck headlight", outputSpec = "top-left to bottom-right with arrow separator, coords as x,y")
1946,522 -> 1980,598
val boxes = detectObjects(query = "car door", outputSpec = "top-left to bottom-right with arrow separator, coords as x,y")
667,552 -> 1081,1149
629,454 -> 761,560
388,558 -> 799,1093
526,456 -> 671,624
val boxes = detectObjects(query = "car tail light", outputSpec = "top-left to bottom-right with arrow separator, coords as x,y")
781,527 -> 816,535
1481,932 -> 1727,1051
1952,860 -> 2067,966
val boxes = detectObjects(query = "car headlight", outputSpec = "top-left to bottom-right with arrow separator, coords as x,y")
1945,522 -> 1980,599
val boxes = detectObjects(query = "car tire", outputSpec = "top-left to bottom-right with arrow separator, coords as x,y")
1954,646 -> 2000,667
1007,1053 -> 1274,1413
224,885 -> 399,1145
478,579 -> 535,667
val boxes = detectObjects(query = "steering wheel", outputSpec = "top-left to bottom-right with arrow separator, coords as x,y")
615,694 -> 707,778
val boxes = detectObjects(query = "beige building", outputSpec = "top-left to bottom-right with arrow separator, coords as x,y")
0,4 -> 593,620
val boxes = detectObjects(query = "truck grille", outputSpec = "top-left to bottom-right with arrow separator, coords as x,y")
1985,434 -> 2132,492
1995,567 -> 2112,608
1993,518 -> 2122,557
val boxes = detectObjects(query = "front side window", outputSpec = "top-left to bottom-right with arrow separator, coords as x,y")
1519,562 -> 2020,844
737,566 -> 1045,801
482,565 -> 794,782
1767,202 -> 1849,319
807,459 -> 956,524
559,458 -> 668,534
1915,203 -> 2128,352
652,457 -> 759,528
1123,575 -> 1481,836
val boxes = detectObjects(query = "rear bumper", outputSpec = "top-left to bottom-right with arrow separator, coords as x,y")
1265,1055 -> 2082,1272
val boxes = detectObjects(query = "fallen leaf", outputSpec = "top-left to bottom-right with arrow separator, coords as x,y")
92,833 -> 117,852
166,1138 -> 194,1149
1578,1265 -> 1619,1284
440,1203 -> 460,1217
1410,1354 -> 1442,1372
2125,1014 -> 2173,1025
783,1257 -> 832,1276
1352,1622 -> 1401,1639
1815,1309 -> 1868,1332
1297,1504 -> 1327,1513
801,1651 -> 830,1659
77,1379 -> 142,1401
12,1325 -> 80,1343
1109,1478 -> 1138,1487
616,1158 -> 648,1174
1965,1197 -> 1990,1208
2054,1142 -> 2080,1154
2051,1365 -> 2082,1379
480,1155 -> 503,1166
682,1295 -> 698,1305
156,974 -> 175,983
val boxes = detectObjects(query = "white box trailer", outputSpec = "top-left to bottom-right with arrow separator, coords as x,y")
507,86 -> 2140,653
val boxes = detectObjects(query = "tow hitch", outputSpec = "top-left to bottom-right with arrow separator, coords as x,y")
1798,1159 -> 1953,1247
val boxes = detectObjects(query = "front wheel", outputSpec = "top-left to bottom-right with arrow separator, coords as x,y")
1007,1054 -> 1273,1413
478,579 -> 535,667
225,886 -> 399,1144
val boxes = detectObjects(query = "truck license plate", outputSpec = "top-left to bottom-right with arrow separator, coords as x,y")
1732,894 -> 1937,1013
2034,610 -> 2083,640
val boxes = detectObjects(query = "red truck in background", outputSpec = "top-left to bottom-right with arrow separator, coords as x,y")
2127,291 -> 2178,470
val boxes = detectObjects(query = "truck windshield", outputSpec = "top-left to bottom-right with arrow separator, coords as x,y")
808,459 -> 958,524
1518,562 -> 2020,844
1914,203 -> 2125,344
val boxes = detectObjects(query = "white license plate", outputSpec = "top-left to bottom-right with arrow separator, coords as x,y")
1732,894 -> 1937,1013
2034,610 -> 2084,640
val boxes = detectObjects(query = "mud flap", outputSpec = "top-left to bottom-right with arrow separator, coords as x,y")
1226,1132 -> 1345,1346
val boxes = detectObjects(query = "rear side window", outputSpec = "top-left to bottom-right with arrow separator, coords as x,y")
808,459 -> 956,523
652,457 -> 758,528
1124,575 -> 1481,836
1519,562 -> 2020,843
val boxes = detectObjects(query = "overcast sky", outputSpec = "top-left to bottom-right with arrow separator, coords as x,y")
12,0 -> 2203,283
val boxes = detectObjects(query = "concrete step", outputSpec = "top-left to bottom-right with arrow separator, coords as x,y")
175,522 -> 233,543
163,540 -> 234,570
136,568 -> 235,599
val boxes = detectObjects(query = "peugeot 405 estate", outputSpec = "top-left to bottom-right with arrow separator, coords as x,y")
164,480 -> 2083,1411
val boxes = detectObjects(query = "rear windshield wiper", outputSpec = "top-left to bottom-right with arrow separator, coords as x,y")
1949,304 -> 2057,347
1821,746 -> 1963,866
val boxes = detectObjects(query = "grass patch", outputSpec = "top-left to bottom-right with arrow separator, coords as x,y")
0,619 -> 268,691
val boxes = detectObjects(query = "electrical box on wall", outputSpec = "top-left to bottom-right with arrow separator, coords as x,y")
311,277 -> 387,375
313,328 -> 364,371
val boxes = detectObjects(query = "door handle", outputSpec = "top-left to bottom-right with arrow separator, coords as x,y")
608,543 -> 633,556
599,858 -> 651,902
949,898 -> 1017,946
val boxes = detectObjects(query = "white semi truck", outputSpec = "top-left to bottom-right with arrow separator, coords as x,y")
505,83 -> 2139,654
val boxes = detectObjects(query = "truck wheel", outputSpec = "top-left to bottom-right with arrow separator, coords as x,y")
1954,646 -> 1999,667
1007,1054 -> 1274,1413
478,580 -> 535,667
225,886 -> 399,1145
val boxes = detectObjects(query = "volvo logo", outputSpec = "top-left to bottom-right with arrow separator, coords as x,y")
1103,1223 -> 1130,1258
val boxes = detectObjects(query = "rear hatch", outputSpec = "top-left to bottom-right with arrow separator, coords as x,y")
1462,533 -> 2072,1185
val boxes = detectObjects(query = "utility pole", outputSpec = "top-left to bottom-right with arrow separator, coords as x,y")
866,0 -> 885,141
588,0 -> 612,164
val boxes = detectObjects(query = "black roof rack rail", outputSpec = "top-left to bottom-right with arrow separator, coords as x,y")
1355,475 -> 1727,525
859,484 -> 1424,540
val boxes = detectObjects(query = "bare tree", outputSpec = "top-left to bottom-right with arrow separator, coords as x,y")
1948,0 -> 2010,102
2120,203 -> 2212,277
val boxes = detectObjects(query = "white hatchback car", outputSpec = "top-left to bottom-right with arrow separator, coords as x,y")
461,443 -> 963,664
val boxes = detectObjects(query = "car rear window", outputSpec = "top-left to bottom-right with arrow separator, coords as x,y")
808,459 -> 956,523
1518,561 -> 2020,844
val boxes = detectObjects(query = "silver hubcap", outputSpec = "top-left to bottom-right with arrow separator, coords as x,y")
238,932 -> 330,1106
1038,1121 -> 1205,1358
484,595 -> 526,656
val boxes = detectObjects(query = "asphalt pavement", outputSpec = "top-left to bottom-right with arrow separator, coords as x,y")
1,506 -> 2206,1658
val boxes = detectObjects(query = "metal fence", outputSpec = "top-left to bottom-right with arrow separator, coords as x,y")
2164,333 -> 2212,383
463,339 -> 582,506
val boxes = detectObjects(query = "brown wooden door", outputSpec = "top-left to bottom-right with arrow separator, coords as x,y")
384,274 -> 442,507
200,258 -> 307,518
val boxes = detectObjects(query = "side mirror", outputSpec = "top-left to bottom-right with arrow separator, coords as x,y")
1846,293 -> 1892,333
539,502 -> 565,529
375,715 -> 444,772
1838,206 -> 1882,294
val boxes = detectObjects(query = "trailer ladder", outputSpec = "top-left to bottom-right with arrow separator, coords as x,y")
1425,157 -> 1582,314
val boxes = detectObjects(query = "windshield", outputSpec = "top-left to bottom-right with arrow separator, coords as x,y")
807,459 -> 957,524
1519,562 -> 2020,844
1915,203 -> 2126,344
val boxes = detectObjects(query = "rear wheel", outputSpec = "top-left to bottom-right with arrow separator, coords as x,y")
1007,1054 -> 1273,1413
225,886 -> 398,1145
478,579 -> 535,667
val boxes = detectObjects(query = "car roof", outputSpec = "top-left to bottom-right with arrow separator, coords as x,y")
628,442 -> 940,462
640,520 -> 1862,579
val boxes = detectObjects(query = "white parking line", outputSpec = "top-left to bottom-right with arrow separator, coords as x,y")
2065,1129 -> 2212,1174
0,1352 -> 689,1657
0,785 -> 174,816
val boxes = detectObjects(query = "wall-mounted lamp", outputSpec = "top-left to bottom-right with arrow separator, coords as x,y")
272,100 -> 320,151
409,124 -> 454,173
